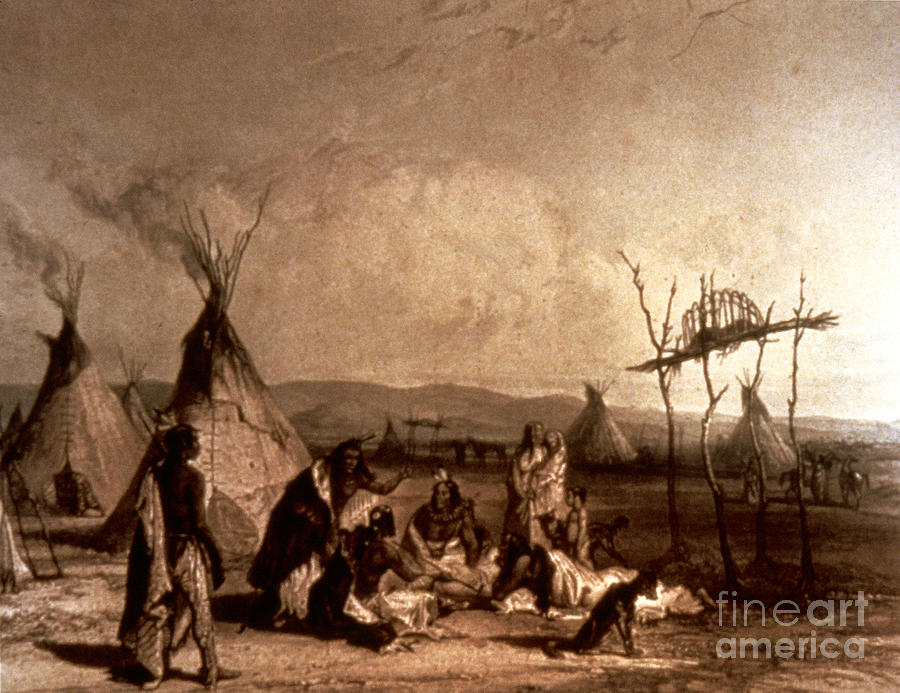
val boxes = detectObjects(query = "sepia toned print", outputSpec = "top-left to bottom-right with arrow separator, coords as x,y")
1,1 -> 898,691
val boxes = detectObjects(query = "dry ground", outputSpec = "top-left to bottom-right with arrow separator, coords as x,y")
2,460 -> 899,692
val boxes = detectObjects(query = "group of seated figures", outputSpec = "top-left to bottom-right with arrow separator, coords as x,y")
244,425 -> 690,655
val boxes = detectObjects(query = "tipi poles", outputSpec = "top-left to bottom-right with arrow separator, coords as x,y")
2,468 -> 37,578
210,398 -> 216,491
3,464 -> 62,579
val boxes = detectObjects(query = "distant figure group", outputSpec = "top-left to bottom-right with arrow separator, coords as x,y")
453,437 -> 508,469
775,446 -> 869,509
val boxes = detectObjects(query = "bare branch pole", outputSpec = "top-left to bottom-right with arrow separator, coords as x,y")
697,273 -> 739,588
44,256 -> 85,325
787,272 -> 814,598
671,0 -> 753,60
747,301 -> 775,568
180,186 -> 271,316
619,250 -> 684,558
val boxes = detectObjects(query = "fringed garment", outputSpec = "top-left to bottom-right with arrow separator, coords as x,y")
118,470 -> 217,680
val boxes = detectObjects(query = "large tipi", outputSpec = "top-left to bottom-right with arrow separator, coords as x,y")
1,263 -> 145,514
565,382 -> 637,466
100,194 -> 309,557
714,380 -> 795,477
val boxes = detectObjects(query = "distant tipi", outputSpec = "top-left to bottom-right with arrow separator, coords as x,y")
565,382 -> 637,466
1,262 -> 144,514
714,380 -> 795,477
371,417 -> 404,463
100,192 -> 310,556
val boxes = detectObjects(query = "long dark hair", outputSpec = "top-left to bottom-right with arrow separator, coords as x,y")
326,438 -> 374,488
515,421 -> 544,455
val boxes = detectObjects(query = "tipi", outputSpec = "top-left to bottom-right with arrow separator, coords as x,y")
565,382 -> 637,466
118,351 -> 155,440
714,380 -> 795,477
99,193 -> 309,557
371,418 -> 404,463
0,491 -> 31,593
1,262 -> 144,514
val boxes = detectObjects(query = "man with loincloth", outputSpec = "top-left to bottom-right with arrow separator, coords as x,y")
118,424 -> 238,690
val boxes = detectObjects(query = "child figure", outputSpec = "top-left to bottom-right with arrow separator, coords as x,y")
565,487 -> 591,569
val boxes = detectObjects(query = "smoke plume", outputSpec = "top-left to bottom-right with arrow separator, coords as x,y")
0,199 -> 64,285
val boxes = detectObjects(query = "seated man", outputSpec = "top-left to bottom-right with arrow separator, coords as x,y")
497,517 -> 636,615
306,505 -> 438,651
492,532 -> 554,616
401,471 -> 495,604
247,439 -> 411,627
350,506 -> 429,601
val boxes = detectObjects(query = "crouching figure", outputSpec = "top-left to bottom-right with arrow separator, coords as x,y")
543,569 -> 658,658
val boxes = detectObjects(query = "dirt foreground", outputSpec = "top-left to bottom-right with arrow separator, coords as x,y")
3,468 -> 900,692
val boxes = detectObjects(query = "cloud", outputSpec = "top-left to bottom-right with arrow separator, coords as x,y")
225,142 -> 628,384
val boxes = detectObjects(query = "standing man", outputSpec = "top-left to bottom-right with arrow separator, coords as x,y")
502,421 -> 546,543
119,424 -> 237,690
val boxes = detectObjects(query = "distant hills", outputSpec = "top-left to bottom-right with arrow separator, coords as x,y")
2,380 -> 898,452
273,380 -> 584,446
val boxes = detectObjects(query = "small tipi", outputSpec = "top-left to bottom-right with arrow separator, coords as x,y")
565,382 -> 637,466
2,263 -> 145,513
714,379 -> 795,477
99,193 -> 309,556
118,351 -> 155,441
371,418 -> 404,463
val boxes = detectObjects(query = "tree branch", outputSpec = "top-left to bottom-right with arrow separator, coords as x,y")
671,0 -> 754,60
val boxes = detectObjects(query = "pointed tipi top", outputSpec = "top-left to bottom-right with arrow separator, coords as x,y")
4,259 -> 144,513
565,381 -> 637,466
100,190 -> 309,557
36,261 -> 89,392
714,377 -> 795,477
372,417 -> 404,462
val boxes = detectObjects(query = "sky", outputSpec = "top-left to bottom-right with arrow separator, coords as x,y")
0,0 -> 897,422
